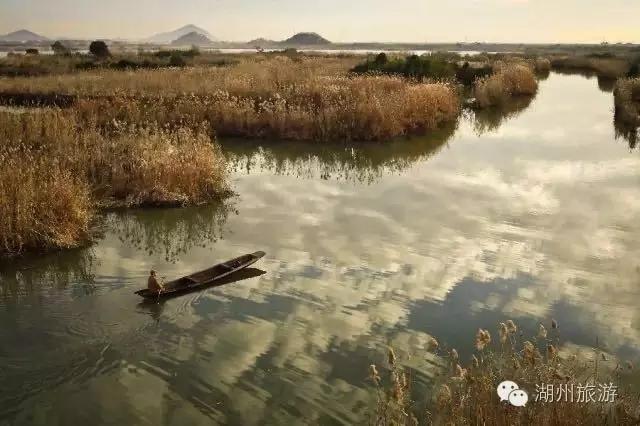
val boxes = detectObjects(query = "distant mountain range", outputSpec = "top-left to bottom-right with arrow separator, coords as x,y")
0,26 -> 332,47
171,31 -> 213,46
147,25 -> 215,44
0,29 -> 49,42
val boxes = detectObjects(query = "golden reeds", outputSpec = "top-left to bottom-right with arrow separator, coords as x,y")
474,64 -> 539,108
0,57 -> 460,142
370,320 -> 640,425
551,56 -> 631,78
0,110 -> 228,256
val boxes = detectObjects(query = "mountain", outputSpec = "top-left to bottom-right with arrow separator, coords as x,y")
171,32 -> 213,46
282,32 -> 330,45
0,29 -> 49,42
147,25 -> 215,44
248,38 -> 277,46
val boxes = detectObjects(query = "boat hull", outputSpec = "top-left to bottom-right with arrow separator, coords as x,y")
134,251 -> 265,299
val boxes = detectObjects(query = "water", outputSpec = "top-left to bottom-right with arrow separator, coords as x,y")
1,73 -> 639,425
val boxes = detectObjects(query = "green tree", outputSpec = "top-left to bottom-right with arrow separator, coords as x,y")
89,41 -> 110,58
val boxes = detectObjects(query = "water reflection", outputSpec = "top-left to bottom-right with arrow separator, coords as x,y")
471,95 -> 535,135
614,120 -> 639,149
0,248 -> 96,297
221,122 -> 457,184
597,75 -> 617,93
108,199 -> 236,263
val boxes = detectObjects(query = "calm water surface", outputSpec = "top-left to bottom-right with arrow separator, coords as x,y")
1,73 -> 639,425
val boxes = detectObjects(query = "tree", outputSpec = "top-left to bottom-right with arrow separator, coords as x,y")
89,41 -> 110,58
374,52 -> 388,66
169,53 -> 186,67
51,41 -> 70,56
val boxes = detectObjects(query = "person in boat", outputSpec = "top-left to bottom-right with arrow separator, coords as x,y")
148,270 -> 165,293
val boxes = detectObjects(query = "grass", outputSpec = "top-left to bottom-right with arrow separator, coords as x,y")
370,320 -> 640,425
473,64 -> 538,108
0,50 -> 239,77
551,56 -> 631,79
0,57 -> 461,142
614,78 -> 640,128
0,110 -> 228,256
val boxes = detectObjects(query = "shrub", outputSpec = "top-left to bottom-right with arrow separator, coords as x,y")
51,41 -> 70,56
455,62 -> 493,86
25,48 -> 39,55
169,53 -> 187,67
89,40 -> 110,58
351,53 -> 456,81
474,64 -> 538,108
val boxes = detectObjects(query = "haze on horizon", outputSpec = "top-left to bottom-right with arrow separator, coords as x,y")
1,0 -> 639,44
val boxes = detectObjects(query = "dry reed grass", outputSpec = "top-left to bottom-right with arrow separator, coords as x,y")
370,320 -> 640,425
0,110 -> 228,256
551,56 -> 630,78
534,57 -> 551,73
614,78 -> 640,128
0,57 -> 460,141
474,64 -> 539,108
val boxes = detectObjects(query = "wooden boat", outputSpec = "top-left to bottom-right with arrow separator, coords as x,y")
135,251 -> 266,299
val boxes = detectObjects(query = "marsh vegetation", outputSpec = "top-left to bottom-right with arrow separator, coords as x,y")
371,321 -> 640,425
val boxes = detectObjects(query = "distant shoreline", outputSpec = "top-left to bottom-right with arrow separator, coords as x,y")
2,41 -> 639,54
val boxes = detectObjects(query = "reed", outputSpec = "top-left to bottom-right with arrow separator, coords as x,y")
370,320 -> 640,425
0,110 -> 228,256
551,56 -> 630,79
614,78 -> 640,128
0,57 -> 460,141
474,64 -> 538,108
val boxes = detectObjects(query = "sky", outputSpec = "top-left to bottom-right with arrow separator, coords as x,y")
1,0 -> 639,43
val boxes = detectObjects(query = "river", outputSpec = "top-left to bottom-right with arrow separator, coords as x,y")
1,72 -> 639,425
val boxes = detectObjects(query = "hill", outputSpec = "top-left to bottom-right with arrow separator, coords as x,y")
148,25 -> 215,44
248,38 -> 277,46
171,31 -> 213,46
0,29 -> 49,42
282,32 -> 330,45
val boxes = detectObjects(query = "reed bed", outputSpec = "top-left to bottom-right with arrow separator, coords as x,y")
551,56 -> 631,79
370,320 -> 640,425
474,64 -> 538,108
534,57 -> 551,74
614,78 -> 640,128
0,57 -> 460,141
0,110 -> 228,256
